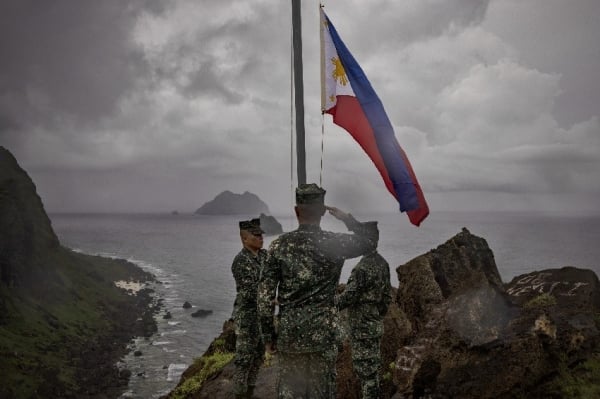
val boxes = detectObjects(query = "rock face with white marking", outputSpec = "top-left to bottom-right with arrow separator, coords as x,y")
391,228 -> 600,399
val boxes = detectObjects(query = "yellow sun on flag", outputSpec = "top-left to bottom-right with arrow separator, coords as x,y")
331,57 -> 348,86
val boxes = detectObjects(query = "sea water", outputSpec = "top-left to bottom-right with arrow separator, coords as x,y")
49,211 -> 600,398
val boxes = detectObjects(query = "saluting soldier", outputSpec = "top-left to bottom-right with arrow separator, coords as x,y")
337,221 -> 392,399
231,218 -> 267,399
258,183 -> 377,399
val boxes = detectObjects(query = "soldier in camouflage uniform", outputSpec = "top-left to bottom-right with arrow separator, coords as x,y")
232,218 -> 267,399
337,221 -> 392,399
258,183 -> 377,399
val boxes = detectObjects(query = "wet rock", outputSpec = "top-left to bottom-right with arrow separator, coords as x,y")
191,309 -> 213,318
259,213 -> 283,235
119,369 -> 132,380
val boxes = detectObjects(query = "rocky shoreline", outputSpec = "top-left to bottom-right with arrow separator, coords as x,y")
69,257 -> 162,399
0,250 -> 163,399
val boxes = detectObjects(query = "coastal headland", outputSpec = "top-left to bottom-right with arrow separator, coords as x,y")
0,146 -> 161,398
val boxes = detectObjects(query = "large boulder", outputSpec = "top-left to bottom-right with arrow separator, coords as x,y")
392,228 -> 600,399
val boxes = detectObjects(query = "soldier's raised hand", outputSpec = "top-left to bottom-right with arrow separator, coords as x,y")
325,206 -> 349,221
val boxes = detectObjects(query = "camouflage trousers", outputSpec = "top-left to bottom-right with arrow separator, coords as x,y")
277,350 -> 337,399
233,322 -> 264,397
350,336 -> 382,399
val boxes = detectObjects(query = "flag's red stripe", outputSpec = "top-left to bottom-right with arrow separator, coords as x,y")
326,95 -> 396,198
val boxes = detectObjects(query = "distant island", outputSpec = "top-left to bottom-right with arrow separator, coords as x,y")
195,190 -> 269,215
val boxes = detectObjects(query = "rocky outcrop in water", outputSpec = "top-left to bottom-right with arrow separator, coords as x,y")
195,190 -> 269,215
0,146 -> 159,399
163,228 -> 600,399
259,213 -> 283,235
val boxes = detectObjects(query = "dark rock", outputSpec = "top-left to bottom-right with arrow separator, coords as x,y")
259,213 -> 283,235
0,146 -> 59,287
393,229 -> 600,398
119,369 -> 132,380
183,301 -> 192,309
163,311 -> 172,319
191,309 -> 213,318
194,190 -> 269,215
505,266 -> 600,308
134,350 -> 143,357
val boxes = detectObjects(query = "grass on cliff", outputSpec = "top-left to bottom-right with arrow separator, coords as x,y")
523,293 -> 557,309
0,247 -> 155,399
170,351 -> 235,399
543,354 -> 600,398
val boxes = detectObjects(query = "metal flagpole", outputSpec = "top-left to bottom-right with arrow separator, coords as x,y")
292,0 -> 306,185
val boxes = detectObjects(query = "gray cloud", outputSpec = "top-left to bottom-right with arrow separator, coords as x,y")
0,0 -> 159,133
1,0 -> 599,216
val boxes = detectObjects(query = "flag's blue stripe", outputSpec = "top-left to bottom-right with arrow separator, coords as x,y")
325,15 -> 419,212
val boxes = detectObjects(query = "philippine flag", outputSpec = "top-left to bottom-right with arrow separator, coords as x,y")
321,9 -> 429,226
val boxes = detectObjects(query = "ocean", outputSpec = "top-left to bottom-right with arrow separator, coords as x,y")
48,211 -> 600,398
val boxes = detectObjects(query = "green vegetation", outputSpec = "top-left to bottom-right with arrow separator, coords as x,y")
382,361 -> 395,381
547,355 -> 600,398
523,293 -> 557,309
0,247 -> 156,399
211,337 -> 226,351
170,351 -> 235,399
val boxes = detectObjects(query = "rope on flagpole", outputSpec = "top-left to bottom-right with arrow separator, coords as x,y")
319,2 -> 326,187
320,113 -> 325,187
289,4 -> 297,228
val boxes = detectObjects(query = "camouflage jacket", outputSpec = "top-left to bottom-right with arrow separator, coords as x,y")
258,220 -> 376,353
337,251 -> 392,339
232,247 -> 267,324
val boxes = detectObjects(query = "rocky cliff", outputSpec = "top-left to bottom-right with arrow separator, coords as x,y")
163,228 -> 600,399
0,146 -> 159,399
0,148 -> 59,287
195,190 -> 270,215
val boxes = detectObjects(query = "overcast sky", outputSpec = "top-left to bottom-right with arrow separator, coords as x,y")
1,0 -> 599,217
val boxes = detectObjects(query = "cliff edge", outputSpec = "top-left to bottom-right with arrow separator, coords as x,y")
0,146 -> 160,399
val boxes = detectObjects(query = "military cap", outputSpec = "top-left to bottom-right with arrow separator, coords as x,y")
295,183 -> 326,205
239,218 -> 265,234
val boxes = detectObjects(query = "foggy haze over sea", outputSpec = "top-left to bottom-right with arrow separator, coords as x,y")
50,211 -> 600,398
